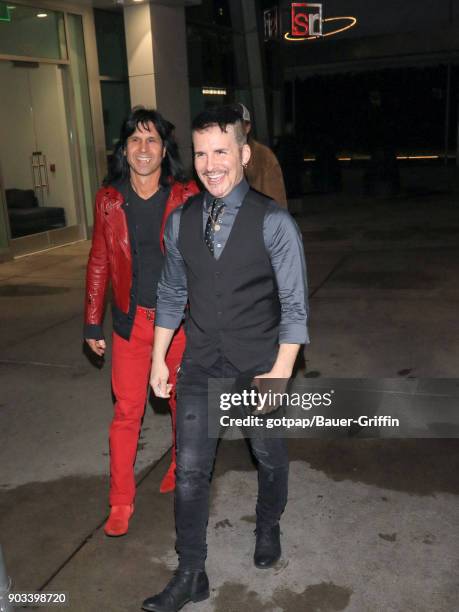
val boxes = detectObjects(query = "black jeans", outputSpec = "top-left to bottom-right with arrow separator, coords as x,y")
175,355 -> 289,570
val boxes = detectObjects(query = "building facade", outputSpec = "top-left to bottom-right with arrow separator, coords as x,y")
0,0 -> 106,259
0,0 -> 266,260
262,0 -> 459,162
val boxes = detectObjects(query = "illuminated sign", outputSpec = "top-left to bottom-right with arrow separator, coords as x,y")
264,7 -> 279,41
291,3 -> 322,38
285,3 -> 357,41
0,4 -> 12,22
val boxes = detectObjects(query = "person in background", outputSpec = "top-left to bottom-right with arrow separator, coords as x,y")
237,103 -> 288,209
84,107 -> 199,537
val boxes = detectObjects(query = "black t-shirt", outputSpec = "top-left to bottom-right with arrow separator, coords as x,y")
129,184 -> 169,308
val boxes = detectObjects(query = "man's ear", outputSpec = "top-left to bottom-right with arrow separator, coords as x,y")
162,146 -> 167,159
242,143 -> 251,167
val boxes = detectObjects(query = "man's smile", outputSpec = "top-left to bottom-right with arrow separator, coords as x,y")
205,172 -> 226,185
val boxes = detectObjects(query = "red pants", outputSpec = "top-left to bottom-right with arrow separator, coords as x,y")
110,306 -> 185,505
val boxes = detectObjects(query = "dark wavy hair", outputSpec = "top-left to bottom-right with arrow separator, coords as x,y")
104,107 -> 187,186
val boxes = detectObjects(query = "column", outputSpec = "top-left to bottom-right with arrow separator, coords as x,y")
240,0 -> 269,144
123,2 -> 192,166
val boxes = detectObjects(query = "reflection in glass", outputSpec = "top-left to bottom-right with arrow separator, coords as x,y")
0,2 -> 66,60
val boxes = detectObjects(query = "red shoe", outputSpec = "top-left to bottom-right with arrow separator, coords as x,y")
159,461 -> 176,493
104,504 -> 134,537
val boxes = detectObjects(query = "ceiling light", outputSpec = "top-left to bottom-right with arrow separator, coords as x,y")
36,12 -> 48,18
202,87 -> 227,96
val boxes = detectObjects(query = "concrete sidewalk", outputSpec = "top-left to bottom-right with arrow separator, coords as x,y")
0,192 -> 458,612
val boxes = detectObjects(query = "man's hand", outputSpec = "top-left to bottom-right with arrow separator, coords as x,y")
150,326 -> 176,398
251,344 -> 300,414
255,366 -> 291,381
251,375 -> 289,415
86,338 -> 106,357
150,359 -> 173,398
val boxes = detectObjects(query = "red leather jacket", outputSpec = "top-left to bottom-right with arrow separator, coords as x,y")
84,178 -> 199,340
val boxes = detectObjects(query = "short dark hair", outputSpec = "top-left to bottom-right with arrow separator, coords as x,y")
104,107 -> 187,186
192,105 -> 246,146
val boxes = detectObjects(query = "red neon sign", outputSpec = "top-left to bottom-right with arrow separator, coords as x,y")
291,3 -> 323,38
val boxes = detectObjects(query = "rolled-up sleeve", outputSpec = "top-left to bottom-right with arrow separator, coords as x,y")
264,206 -> 309,345
156,208 -> 188,329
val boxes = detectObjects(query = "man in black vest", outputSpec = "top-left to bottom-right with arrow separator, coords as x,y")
142,106 -> 308,612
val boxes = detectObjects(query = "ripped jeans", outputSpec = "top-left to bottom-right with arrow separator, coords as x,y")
175,355 -> 289,570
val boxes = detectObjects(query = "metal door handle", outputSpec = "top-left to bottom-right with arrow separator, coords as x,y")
30,152 -> 49,193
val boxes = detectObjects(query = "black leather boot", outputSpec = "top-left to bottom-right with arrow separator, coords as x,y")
141,569 -> 209,612
254,524 -> 281,568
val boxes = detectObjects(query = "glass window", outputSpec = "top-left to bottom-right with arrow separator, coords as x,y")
101,81 -> 131,151
0,62 -> 77,237
187,23 -> 238,87
0,2 -> 66,60
94,9 -> 128,78
93,9 -> 131,159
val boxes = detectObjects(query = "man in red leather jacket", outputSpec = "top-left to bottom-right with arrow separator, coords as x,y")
84,108 -> 198,536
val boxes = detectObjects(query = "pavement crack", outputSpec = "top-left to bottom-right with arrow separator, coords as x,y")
308,252 -> 351,299
0,359 -> 77,369
3,313 -> 82,350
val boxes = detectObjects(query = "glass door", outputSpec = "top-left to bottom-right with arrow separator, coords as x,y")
0,60 -> 80,242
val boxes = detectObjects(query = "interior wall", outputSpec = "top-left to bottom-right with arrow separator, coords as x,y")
0,62 -> 36,191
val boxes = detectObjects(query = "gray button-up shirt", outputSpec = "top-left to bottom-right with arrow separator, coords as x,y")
156,179 -> 309,345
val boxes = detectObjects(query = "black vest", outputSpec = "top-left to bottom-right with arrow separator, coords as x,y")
178,189 -> 281,370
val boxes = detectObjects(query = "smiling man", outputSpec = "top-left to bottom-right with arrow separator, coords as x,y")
84,108 -> 198,537
142,106 -> 309,612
